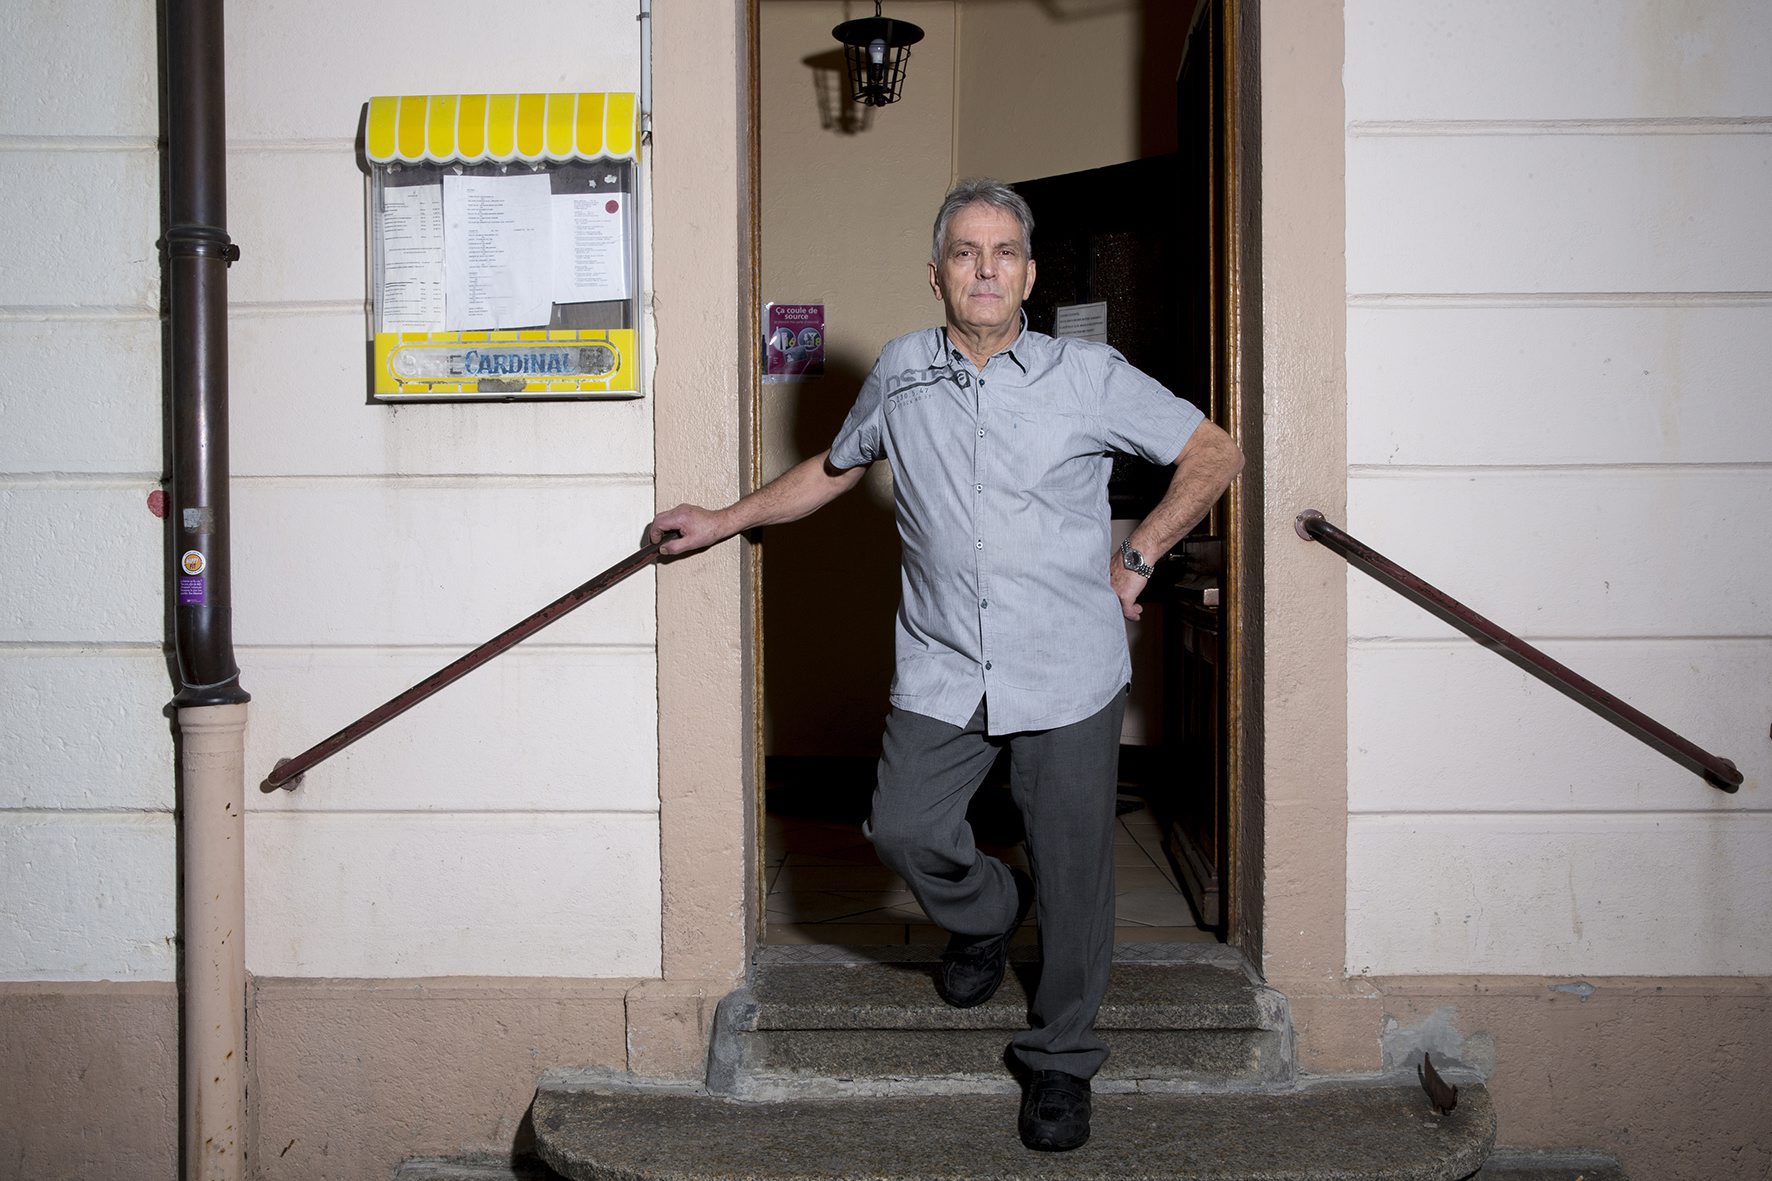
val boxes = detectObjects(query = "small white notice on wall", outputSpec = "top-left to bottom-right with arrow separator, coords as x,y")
1054,301 -> 1108,343
379,185 -> 445,333
442,172 -> 554,331
552,192 -> 631,304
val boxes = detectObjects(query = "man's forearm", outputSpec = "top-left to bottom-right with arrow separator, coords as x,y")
1127,422 -> 1244,560
652,449 -> 867,554
720,450 -> 867,534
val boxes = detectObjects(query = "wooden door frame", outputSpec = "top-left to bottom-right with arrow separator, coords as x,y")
739,0 -> 1263,960
1214,0 -> 1266,968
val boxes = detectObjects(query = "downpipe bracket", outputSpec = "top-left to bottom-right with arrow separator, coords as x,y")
161,222 -> 241,264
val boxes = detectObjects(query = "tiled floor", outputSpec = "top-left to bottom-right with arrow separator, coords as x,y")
763,800 -> 1215,946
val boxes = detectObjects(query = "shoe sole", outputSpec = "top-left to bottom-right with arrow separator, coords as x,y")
1020,1128 -> 1090,1152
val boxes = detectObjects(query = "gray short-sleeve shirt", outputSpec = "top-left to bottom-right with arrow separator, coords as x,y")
829,325 -> 1204,735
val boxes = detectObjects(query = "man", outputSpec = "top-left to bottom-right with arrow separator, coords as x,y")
650,178 -> 1244,1150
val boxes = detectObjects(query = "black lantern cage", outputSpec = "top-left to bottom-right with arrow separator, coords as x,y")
833,4 -> 925,108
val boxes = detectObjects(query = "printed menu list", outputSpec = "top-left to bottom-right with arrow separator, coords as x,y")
442,172 -> 554,331
379,185 -> 445,333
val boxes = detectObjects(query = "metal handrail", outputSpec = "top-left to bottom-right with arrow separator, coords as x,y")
260,536 -> 669,792
1295,509 -> 1742,793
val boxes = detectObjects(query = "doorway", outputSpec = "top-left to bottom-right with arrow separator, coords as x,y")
748,0 -> 1260,958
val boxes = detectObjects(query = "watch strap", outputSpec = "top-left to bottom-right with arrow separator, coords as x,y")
1119,538 -> 1154,578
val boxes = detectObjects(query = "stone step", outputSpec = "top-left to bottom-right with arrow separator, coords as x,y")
531,1081 -> 1496,1181
390,1141 -> 1629,1181
711,947 -> 1292,1096
1472,1150 -> 1628,1180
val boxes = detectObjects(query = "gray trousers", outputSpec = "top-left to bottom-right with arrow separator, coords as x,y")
865,688 -> 1127,1078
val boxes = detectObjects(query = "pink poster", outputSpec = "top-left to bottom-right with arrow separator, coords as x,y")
764,303 -> 825,381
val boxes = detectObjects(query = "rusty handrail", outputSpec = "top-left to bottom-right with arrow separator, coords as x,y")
1295,509 -> 1742,793
260,536 -> 669,792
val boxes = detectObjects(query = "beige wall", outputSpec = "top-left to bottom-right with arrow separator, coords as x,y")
759,0 -> 957,755
247,978 -> 630,1174
0,984 -> 177,1178
651,0 -> 754,994
956,0 -> 1139,181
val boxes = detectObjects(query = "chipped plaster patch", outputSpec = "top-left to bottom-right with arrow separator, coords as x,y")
1380,1005 -> 1495,1077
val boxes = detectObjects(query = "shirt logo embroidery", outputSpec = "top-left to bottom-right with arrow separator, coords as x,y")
885,364 -> 966,412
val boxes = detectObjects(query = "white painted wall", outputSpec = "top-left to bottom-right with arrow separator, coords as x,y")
0,0 -> 662,982
1343,0 -> 1772,976
0,0 -> 172,982
229,0 -> 657,978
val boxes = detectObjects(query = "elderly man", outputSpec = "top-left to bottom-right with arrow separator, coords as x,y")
650,178 -> 1243,1151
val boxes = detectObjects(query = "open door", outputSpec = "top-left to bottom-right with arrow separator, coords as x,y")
1011,0 -> 1257,944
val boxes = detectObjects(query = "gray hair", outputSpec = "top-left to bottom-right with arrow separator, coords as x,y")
931,178 -> 1035,264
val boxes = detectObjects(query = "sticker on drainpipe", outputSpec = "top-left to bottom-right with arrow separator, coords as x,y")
179,550 -> 207,604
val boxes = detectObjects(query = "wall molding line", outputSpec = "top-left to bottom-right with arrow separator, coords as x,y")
232,472 -> 653,488
1349,461 -> 1772,477
0,809 -> 172,823
248,808 -> 664,820
1350,634 -> 1772,648
1349,809 -> 1769,822
0,641 -> 164,654
240,642 -> 657,657
1348,292 -> 1772,309
230,299 -> 366,318
1348,116 -> 1772,138
228,137 -> 356,153
0,305 -> 158,323
0,472 -> 160,488
0,135 -> 158,153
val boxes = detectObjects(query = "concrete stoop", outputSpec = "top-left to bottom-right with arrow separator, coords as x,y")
399,947 -> 1625,1181
709,948 -> 1293,1098
528,1083 -> 1496,1181
393,1143 -> 1631,1181
394,1144 -> 1631,1181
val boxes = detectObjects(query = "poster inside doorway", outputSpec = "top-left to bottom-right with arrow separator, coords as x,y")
763,303 -> 825,382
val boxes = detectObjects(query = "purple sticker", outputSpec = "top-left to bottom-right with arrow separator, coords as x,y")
179,575 -> 206,605
765,303 -> 825,379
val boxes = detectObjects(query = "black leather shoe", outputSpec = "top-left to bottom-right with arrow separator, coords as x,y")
1019,1069 -> 1092,1151
937,867 -> 1033,1008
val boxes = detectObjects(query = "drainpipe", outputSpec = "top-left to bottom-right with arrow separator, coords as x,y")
162,0 -> 249,1177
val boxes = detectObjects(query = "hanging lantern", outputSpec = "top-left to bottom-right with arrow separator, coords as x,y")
833,2 -> 925,108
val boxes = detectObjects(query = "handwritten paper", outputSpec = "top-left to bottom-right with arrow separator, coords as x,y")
379,185 -> 445,333
442,173 -> 554,330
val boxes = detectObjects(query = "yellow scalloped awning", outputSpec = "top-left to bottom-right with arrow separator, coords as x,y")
365,93 -> 639,165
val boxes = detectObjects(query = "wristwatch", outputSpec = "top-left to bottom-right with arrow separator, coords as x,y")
1119,538 -> 1154,578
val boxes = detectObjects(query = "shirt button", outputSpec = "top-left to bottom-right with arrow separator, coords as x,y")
980,599 -> 988,609
978,428 -> 985,438
985,661 -> 993,670
975,483 -> 983,493
975,540 -> 983,549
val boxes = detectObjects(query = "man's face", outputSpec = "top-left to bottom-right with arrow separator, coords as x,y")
929,202 -> 1036,340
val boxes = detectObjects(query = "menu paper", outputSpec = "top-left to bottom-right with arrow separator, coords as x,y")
379,185 -> 445,333
442,173 -> 554,331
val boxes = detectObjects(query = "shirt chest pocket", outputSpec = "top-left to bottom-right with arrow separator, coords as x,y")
996,409 -> 1094,492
